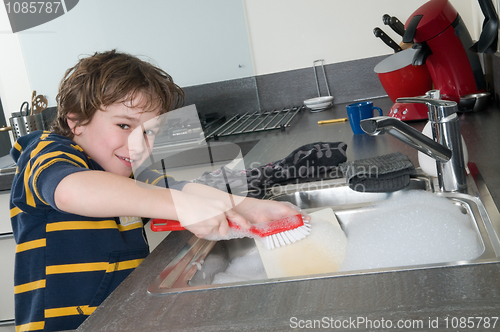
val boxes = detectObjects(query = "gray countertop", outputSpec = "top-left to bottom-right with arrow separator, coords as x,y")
77,98 -> 500,331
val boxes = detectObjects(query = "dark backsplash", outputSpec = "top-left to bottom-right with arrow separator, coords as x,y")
43,53 -> 500,125
182,55 -> 389,118
182,77 -> 260,119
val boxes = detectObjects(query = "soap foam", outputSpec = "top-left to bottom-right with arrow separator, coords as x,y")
203,228 -> 249,242
212,248 -> 267,284
339,190 -> 483,272
210,191 -> 483,283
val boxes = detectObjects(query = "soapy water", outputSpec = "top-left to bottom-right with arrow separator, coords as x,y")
208,190 -> 483,283
338,190 -> 483,272
212,247 -> 267,284
211,213 -> 344,283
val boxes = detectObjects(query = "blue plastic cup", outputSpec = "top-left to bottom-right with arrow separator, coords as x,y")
346,101 -> 383,134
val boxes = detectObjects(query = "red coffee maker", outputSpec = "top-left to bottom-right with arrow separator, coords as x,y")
374,48 -> 433,121
403,0 -> 486,104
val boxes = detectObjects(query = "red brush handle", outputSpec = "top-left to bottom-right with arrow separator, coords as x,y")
150,219 -> 186,232
150,218 -> 243,232
150,214 -> 303,236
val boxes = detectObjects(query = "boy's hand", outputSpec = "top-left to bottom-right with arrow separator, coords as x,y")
173,183 -> 307,238
173,192 -> 250,238
183,208 -> 248,239
233,199 -> 310,225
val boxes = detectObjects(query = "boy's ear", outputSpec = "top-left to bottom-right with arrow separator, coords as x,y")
67,116 -> 83,136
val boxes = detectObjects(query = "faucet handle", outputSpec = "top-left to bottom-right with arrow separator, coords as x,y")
396,95 -> 458,121
395,96 -> 456,107
424,89 -> 441,99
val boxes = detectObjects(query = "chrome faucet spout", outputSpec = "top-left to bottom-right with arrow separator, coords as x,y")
360,116 -> 452,163
360,92 -> 467,192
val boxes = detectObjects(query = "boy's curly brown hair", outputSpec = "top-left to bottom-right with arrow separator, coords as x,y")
52,49 -> 185,139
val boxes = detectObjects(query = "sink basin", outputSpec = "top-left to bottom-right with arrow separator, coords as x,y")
148,167 -> 500,294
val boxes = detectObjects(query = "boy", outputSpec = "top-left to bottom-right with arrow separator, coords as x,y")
10,50 -> 299,331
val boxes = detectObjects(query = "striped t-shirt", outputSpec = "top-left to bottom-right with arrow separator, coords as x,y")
10,131 -> 186,332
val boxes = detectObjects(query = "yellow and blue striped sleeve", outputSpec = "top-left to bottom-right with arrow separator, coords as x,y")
11,135 -> 93,213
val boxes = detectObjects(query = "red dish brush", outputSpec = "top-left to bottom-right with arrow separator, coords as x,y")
150,214 -> 310,250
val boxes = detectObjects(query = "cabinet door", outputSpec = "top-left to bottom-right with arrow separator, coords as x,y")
0,191 -> 14,322
0,191 -> 11,234
0,234 -> 15,322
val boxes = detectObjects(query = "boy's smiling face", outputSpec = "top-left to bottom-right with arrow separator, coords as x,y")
68,94 -> 161,177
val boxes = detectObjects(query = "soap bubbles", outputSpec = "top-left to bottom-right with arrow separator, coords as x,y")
338,191 -> 483,272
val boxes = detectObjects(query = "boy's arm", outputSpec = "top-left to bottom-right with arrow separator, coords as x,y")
55,170 -> 173,218
54,170 -> 249,237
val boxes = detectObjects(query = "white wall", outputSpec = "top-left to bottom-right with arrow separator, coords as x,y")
243,0 -> 482,75
0,0 -> 487,127
0,4 -> 31,125
0,0 -> 253,121
16,0 -> 254,106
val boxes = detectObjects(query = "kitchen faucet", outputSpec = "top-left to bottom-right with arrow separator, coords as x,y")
360,91 -> 467,192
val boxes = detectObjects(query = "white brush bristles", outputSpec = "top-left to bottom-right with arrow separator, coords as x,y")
263,219 -> 311,250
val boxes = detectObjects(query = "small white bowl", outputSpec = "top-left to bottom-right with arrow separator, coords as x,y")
307,101 -> 332,110
304,96 -> 334,106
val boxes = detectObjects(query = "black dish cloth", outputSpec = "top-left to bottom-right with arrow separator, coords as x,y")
193,141 -> 347,191
341,152 -> 415,193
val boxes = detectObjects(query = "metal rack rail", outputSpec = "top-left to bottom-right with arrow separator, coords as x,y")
206,106 -> 303,140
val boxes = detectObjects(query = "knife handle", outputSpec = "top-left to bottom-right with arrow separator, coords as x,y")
382,14 -> 406,37
373,27 -> 402,53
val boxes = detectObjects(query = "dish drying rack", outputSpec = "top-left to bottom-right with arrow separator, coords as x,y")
303,59 -> 334,112
205,106 -> 304,141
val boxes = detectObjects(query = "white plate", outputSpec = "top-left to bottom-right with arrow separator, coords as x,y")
304,96 -> 334,106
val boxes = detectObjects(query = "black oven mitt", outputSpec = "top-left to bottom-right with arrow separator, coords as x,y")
340,152 -> 415,193
246,141 -> 347,187
193,142 -> 347,193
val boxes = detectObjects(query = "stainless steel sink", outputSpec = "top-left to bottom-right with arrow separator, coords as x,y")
148,167 -> 500,294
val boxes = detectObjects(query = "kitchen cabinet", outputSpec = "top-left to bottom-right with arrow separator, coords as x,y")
0,191 -> 15,323
0,192 -> 11,234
